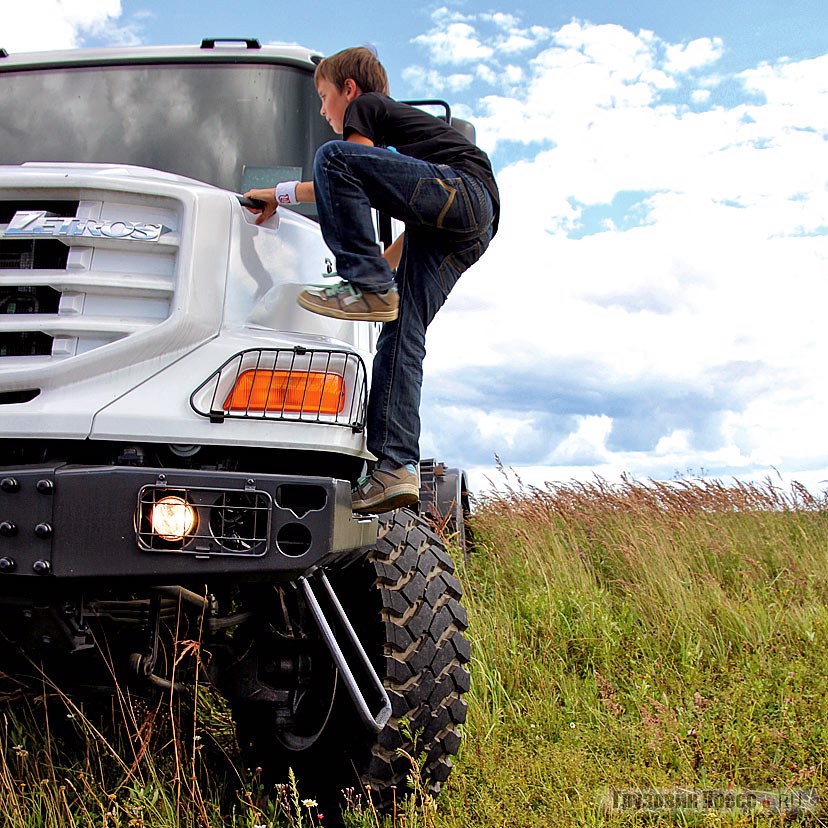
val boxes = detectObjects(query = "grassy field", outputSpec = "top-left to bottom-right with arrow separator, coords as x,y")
2,475 -> 828,826
440,475 -> 828,827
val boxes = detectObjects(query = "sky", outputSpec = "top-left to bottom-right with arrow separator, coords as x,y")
2,0 -> 828,497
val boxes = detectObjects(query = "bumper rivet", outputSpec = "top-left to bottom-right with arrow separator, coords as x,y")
36,479 -> 54,495
0,557 -> 16,573
0,478 -> 19,493
34,522 -> 53,539
32,559 -> 51,575
0,521 -> 17,537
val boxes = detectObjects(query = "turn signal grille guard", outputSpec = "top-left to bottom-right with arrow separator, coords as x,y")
190,347 -> 368,431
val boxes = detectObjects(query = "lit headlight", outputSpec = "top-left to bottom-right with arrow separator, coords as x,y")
150,495 -> 197,541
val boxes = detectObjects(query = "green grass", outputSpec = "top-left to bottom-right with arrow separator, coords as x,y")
2,475 -> 828,826
438,475 -> 828,827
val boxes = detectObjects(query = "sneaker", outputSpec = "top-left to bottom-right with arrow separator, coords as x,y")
352,462 -> 419,514
298,280 -> 398,323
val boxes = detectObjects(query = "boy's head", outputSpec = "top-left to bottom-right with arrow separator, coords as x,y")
314,46 -> 389,96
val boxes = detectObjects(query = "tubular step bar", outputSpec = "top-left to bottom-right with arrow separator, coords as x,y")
300,570 -> 392,733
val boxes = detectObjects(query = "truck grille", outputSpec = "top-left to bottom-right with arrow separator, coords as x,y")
0,197 -> 179,360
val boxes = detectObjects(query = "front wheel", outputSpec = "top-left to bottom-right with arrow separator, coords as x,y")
232,509 -> 471,812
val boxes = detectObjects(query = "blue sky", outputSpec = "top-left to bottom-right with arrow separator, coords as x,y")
3,1 -> 828,496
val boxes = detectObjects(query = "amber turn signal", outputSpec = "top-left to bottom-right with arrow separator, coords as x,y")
223,370 -> 345,415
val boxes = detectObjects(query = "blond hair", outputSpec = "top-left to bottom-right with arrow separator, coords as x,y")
314,46 -> 389,95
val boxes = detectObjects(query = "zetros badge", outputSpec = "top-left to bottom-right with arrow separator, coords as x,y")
2,210 -> 170,242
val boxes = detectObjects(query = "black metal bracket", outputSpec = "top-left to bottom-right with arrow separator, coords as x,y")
200,38 -> 261,50
402,98 -> 452,123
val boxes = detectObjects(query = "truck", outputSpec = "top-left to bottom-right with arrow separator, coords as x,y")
0,37 -> 471,810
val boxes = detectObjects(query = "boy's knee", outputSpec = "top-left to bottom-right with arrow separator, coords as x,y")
314,139 -> 345,164
313,139 -> 350,180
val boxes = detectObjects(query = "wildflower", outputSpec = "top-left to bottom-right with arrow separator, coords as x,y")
303,798 -> 318,808
569,722 -> 576,728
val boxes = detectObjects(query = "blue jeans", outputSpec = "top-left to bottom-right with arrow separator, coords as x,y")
313,140 -> 495,467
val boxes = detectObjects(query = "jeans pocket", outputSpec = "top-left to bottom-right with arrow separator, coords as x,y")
434,239 -> 484,296
451,238 -> 486,271
409,177 -> 474,230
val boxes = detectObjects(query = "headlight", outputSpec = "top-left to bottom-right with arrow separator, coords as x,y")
150,495 -> 197,541
137,484 -> 272,556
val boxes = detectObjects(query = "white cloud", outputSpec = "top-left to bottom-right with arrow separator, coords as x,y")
483,12 -> 520,28
504,64 -> 523,84
552,20 -> 657,77
413,22 -> 494,64
740,54 -> 828,106
475,64 -> 498,84
664,36 -> 724,73
550,415 -> 613,465
402,66 -> 476,94
414,14 -> 828,495
655,430 -> 693,455
0,0 -> 139,52
408,7 -> 551,89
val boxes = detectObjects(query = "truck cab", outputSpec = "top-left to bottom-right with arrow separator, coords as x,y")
0,38 -> 470,812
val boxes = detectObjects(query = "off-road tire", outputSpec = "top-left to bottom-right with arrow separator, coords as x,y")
357,507 -> 471,800
418,460 -> 475,552
232,508 -> 470,812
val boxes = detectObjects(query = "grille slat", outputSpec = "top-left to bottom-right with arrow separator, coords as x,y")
0,272 -> 175,297
0,315 -> 156,336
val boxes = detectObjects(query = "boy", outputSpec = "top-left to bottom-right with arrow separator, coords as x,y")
245,46 -> 499,514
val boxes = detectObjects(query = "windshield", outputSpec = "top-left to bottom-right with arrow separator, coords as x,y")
0,61 -> 334,203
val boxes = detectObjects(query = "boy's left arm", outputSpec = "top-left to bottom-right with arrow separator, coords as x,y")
244,182 -> 316,225
346,132 -> 374,147
383,233 -> 404,270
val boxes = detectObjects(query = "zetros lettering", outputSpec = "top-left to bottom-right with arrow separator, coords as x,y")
3,210 -> 169,242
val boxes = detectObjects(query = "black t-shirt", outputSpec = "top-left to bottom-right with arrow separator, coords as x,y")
343,92 -> 500,234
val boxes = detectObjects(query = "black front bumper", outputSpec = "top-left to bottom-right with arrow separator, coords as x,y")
0,464 -> 377,581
